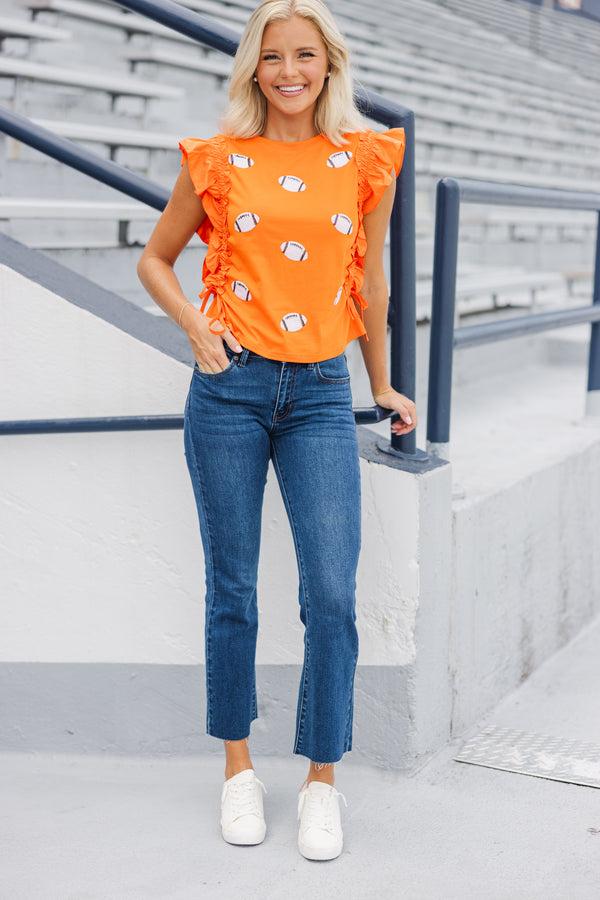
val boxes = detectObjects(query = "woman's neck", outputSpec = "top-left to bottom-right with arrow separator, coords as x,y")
262,112 -> 317,143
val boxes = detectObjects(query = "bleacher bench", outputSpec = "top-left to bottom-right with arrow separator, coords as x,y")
415,268 -> 567,320
0,198 -> 158,245
0,56 -> 183,101
125,47 -> 232,80
24,0 -> 199,44
0,14 -> 70,42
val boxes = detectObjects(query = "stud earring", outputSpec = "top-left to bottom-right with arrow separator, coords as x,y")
253,75 -> 258,82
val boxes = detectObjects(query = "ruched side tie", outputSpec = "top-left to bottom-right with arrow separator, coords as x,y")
200,287 -> 228,336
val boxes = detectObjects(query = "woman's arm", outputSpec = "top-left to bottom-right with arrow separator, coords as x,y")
359,177 -> 417,436
137,162 -> 242,373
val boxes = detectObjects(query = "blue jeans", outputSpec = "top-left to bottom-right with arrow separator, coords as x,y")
183,346 -> 361,763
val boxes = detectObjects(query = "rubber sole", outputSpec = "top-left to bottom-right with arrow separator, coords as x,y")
221,824 -> 266,846
298,838 -> 343,861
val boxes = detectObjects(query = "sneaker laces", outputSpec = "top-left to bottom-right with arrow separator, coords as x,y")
228,775 -> 266,821
298,785 -> 347,835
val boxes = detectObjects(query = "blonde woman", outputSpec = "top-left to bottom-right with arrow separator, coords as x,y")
138,0 -> 416,861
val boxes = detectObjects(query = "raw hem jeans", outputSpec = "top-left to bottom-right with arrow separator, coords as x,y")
183,347 -> 360,764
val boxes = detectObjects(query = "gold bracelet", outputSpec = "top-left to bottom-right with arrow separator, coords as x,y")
178,302 -> 192,328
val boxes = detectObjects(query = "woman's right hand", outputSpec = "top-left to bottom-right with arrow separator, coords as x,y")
181,305 -> 243,373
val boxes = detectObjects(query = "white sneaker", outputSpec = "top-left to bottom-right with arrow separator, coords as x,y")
220,769 -> 267,845
297,781 -> 347,860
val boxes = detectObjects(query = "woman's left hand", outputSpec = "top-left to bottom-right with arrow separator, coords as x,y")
372,386 -> 417,435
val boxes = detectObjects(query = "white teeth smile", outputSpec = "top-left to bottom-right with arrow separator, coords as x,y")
277,85 -> 305,93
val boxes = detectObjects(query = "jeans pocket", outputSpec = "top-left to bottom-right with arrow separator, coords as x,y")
314,354 -> 350,385
194,346 -> 238,378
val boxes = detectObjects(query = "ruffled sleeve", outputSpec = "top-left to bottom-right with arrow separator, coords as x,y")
356,128 -> 405,215
179,138 -> 215,198
179,136 -> 229,244
179,135 -> 232,334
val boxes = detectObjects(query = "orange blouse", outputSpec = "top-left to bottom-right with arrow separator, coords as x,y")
180,128 -> 405,363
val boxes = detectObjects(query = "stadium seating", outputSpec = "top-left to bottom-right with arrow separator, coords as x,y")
433,0 -> 600,80
0,15 -> 71,45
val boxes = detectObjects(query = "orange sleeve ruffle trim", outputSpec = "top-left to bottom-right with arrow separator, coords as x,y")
357,127 -> 406,215
179,136 -> 232,335
344,128 -> 406,338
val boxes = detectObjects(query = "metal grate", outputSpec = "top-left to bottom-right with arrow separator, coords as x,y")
455,726 -> 600,788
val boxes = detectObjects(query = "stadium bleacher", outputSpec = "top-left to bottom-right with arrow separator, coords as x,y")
0,0 -> 598,313
436,0 -> 600,80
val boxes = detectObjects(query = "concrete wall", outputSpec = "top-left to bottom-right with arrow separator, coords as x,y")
450,439 -> 600,735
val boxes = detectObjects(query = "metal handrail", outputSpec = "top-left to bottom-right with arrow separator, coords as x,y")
0,0 -> 418,455
0,405 -> 396,436
0,416 -> 185,435
427,176 -> 600,458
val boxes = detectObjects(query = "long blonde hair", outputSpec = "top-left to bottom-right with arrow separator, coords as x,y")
221,0 -> 365,145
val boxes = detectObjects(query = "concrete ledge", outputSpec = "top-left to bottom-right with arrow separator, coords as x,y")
586,389 -> 600,417
0,662 -> 413,767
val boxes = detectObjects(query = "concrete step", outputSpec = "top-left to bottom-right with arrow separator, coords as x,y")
24,0 -> 203,46
0,155 -> 140,199
0,55 -> 184,99
0,13 -> 71,43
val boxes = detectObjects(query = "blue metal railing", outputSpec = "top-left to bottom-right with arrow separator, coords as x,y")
427,177 -> 600,458
0,0 -> 419,455
0,405 -> 395,436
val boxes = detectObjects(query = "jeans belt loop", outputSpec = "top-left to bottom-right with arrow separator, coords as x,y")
238,348 -> 250,367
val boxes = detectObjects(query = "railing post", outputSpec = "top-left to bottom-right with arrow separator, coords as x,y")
389,110 -> 417,454
353,88 -> 426,462
427,178 -> 461,459
586,210 -> 600,415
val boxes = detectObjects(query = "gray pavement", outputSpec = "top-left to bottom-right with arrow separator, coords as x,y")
2,618 -> 600,900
